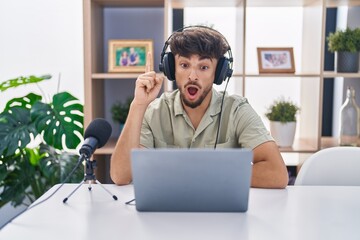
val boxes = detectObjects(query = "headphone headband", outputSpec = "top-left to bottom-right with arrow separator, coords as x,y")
159,25 -> 233,85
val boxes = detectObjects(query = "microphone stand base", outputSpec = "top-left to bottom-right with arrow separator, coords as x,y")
62,159 -> 118,203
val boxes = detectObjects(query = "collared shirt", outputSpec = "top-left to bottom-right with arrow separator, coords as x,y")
140,88 -> 273,149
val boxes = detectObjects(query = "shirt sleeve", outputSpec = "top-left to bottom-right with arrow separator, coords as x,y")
234,101 -> 274,149
140,108 -> 154,148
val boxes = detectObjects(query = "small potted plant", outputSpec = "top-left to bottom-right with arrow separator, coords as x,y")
327,27 -> 360,73
111,96 -> 133,134
265,98 -> 300,147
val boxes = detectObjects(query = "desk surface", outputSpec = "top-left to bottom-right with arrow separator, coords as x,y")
1,184 -> 360,240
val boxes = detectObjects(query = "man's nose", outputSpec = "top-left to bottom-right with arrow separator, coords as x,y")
188,68 -> 198,81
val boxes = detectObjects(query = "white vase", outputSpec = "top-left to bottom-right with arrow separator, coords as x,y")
269,121 -> 296,147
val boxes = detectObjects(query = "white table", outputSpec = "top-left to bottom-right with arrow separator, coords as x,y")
1,184 -> 360,240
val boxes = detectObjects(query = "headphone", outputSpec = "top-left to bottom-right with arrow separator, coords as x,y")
159,26 -> 233,85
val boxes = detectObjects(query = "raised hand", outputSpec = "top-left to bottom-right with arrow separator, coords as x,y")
133,52 -> 164,107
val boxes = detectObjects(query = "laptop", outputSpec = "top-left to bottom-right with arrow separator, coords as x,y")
131,148 -> 253,212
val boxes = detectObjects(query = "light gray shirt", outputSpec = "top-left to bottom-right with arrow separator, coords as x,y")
140,89 -> 273,149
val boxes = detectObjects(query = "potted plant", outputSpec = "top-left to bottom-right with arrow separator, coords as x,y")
0,75 -> 84,209
265,98 -> 300,147
111,96 -> 133,134
327,27 -> 360,73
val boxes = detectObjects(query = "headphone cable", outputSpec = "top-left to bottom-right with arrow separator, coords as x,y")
214,76 -> 230,149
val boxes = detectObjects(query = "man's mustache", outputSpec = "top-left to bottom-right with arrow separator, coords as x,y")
184,81 -> 201,89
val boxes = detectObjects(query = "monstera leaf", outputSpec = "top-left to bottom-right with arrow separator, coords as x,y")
38,144 -> 83,185
0,153 -> 37,207
0,161 -> 7,183
0,108 -> 38,157
0,75 -> 51,93
31,92 -> 84,150
0,145 -> 83,207
4,93 -> 42,111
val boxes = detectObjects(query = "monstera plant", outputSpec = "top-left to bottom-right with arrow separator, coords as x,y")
0,75 -> 84,208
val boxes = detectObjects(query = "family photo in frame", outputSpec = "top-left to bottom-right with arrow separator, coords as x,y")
108,39 -> 153,73
257,47 -> 295,74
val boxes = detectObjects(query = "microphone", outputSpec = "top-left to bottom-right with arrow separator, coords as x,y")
79,118 -> 112,158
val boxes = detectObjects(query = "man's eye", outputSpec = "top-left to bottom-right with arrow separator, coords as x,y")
200,66 -> 209,70
180,63 -> 189,68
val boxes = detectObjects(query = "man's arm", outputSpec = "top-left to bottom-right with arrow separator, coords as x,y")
110,52 -> 163,185
251,141 -> 289,188
110,103 -> 146,185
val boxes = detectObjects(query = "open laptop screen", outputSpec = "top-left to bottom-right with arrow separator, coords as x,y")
131,148 -> 253,212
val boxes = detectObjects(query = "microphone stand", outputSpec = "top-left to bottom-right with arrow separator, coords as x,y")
63,154 -> 118,203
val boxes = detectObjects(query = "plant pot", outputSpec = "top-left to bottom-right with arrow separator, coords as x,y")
337,51 -> 360,73
269,121 -> 296,147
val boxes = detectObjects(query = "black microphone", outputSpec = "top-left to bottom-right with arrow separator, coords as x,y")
79,118 -> 112,158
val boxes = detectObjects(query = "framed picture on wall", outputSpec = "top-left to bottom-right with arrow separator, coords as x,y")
108,39 -> 153,73
257,47 -> 295,74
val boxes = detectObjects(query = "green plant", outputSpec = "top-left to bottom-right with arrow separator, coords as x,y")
265,98 -> 300,123
327,27 -> 360,53
111,96 -> 133,124
0,75 -> 84,208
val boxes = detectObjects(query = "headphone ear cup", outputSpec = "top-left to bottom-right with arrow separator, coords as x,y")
162,52 -> 176,81
214,57 -> 230,85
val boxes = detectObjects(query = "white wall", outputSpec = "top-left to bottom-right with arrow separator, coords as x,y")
0,0 -> 84,110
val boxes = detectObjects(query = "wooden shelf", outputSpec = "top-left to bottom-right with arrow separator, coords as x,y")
92,73 -> 164,79
278,138 -> 318,153
171,0 -> 322,8
91,0 -> 164,7
247,0 -> 321,7
245,73 -> 320,78
321,136 -> 339,149
323,71 -> 360,79
171,0 -> 243,8
326,0 -> 360,7
279,137 -> 342,153
92,73 -> 140,79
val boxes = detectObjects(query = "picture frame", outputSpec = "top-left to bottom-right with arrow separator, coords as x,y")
257,47 -> 295,74
108,39 -> 153,73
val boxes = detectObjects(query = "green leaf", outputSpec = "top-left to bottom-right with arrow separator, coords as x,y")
4,93 -> 42,111
265,98 -> 300,123
0,162 -> 8,182
0,154 -> 36,207
37,145 -> 60,184
327,27 -> 360,53
0,108 -> 38,157
0,75 -> 51,93
26,147 -> 46,166
111,96 -> 133,124
38,144 -> 83,184
0,145 -> 83,207
31,92 -> 84,150
59,153 -> 84,183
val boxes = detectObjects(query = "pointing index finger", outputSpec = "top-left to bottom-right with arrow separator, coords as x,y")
145,51 -> 152,73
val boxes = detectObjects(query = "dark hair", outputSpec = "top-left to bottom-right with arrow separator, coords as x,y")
168,27 -> 229,60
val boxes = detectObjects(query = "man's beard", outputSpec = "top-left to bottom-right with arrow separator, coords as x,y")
180,83 -> 212,109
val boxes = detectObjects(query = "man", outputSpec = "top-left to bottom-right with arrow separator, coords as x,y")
110,26 -> 288,188
129,47 -> 139,66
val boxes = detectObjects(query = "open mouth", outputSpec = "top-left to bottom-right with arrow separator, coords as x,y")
188,87 -> 198,96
